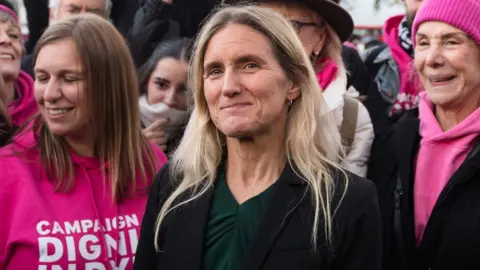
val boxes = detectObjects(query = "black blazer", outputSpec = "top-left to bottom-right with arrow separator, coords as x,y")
134,163 -> 382,270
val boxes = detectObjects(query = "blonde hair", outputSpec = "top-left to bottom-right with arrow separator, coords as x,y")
31,13 -> 157,202
154,5 -> 347,250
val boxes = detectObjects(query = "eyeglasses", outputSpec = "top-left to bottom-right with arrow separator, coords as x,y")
289,20 -> 319,33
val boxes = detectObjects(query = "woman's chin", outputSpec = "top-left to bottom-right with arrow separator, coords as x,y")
220,125 -> 263,139
0,68 -> 20,80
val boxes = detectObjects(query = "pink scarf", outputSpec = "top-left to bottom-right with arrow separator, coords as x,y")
414,92 -> 480,244
316,57 -> 338,90
383,15 -> 423,116
7,70 -> 38,127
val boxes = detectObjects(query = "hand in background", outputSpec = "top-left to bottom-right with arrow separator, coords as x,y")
143,118 -> 169,151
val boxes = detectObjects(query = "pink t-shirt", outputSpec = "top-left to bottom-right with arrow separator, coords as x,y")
0,132 -> 167,269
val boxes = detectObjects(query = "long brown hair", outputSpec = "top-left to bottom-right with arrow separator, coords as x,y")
32,13 -> 158,202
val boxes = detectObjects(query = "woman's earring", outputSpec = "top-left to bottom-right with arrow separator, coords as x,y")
289,100 -> 293,107
310,51 -> 320,63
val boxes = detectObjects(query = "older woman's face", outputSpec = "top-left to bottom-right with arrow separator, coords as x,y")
415,21 -> 480,108
259,2 -> 325,59
0,20 -> 22,80
203,23 -> 299,138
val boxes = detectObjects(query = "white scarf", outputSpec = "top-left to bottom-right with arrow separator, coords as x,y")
138,95 -> 189,139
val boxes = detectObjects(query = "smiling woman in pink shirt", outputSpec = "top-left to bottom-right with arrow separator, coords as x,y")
0,14 -> 167,269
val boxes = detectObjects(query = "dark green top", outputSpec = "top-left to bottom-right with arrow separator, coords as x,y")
203,170 -> 277,270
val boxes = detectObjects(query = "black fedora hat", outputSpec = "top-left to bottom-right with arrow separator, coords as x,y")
221,0 -> 354,42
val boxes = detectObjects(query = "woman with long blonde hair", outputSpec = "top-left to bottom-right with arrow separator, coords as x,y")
0,14 -> 167,268
223,0 -> 374,177
135,5 -> 381,270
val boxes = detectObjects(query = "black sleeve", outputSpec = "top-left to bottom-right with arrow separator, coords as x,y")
342,45 -> 372,97
363,82 -> 394,136
23,0 -> 49,54
109,0 -> 141,37
134,163 -> 170,269
126,0 -> 179,68
21,54 -> 34,79
333,180 -> 382,270
367,129 -> 395,183
126,0 -> 218,68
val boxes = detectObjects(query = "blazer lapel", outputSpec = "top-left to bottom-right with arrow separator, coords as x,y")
161,185 -> 214,270
241,164 -> 305,270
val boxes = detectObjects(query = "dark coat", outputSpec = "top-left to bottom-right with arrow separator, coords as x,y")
134,163 -> 382,270
110,0 -> 142,37
368,109 -> 480,270
342,45 -> 372,97
126,0 -> 218,68
22,0 -> 49,54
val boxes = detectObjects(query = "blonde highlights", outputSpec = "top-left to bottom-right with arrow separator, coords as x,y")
32,14 -> 157,201
154,5 -> 347,250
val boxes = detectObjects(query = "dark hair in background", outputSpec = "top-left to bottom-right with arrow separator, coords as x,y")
138,38 -> 192,96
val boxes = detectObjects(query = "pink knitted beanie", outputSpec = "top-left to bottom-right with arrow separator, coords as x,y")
412,0 -> 480,46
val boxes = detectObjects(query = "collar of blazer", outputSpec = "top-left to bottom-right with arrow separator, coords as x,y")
158,162 -> 311,270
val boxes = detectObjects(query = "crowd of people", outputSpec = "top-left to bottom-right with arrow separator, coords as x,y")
0,0 -> 479,269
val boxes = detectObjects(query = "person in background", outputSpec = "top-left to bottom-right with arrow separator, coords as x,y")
368,0 -> 480,269
362,0 -> 424,134
349,33 -> 362,47
224,0 -> 374,177
138,38 -> 191,156
109,0 -> 141,37
0,5 -> 37,131
21,0 -> 112,77
0,13 -> 167,268
127,0 -> 218,68
329,0 -> 375,101
135,5 -> 381,269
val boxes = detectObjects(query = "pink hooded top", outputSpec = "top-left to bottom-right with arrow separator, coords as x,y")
383,15 -> 421,115
7,70 -> 38,127
0,131 -> 168,269
414,92 -> 480,245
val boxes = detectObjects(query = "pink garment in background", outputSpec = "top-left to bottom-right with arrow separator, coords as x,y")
316,57 -> 338,90
383,15 -> 421,115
